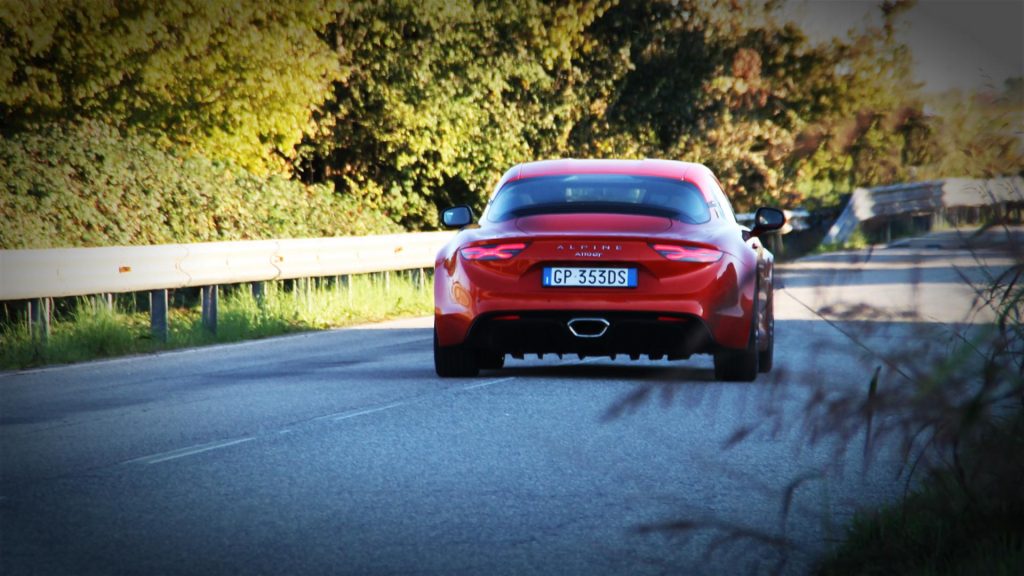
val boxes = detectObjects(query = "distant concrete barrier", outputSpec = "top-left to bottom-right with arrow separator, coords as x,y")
823,177 -> 1024,245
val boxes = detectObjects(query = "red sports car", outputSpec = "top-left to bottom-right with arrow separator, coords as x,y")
433,159 -> 785,381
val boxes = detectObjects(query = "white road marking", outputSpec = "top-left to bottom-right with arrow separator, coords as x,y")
325,377 -> 515,421
126,437 -> 254,465
121,376 -> 516,467
333,402 -> 408,421
460,377 -> 515,391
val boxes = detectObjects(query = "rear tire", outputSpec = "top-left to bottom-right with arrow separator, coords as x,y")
714,307 -> 759,382
434,329 -> 480,377
758,292 -> 774,373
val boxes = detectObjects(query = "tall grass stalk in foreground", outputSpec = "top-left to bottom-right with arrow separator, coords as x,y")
813,224 -> 1023,574
0,272 -> 433,370
608,223 -> 1023,575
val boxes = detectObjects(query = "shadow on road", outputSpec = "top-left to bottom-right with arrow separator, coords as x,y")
493,361 -> 717,383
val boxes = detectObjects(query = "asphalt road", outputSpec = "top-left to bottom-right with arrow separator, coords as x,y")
1,234 -> 1015,575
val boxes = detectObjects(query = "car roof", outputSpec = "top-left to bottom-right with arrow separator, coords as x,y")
493,159 -> 720,201
505,159 -> 712,183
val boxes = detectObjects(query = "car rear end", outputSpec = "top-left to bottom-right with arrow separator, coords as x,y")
436,229 -> 753,355
435,171 -> 758,374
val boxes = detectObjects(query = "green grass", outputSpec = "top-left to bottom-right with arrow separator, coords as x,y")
819,484 -> 1024,576
813,227 -> 872,253
817,411 -> 1024,576
0,272 -> 433,370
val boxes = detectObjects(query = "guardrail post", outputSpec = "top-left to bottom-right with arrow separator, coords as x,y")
31,297 -> 51,343
385,270 -> 391,294
251,282 -> 265,309
25,299 -> 36,339
201,285 -> 218,334
150,289 -> 168,343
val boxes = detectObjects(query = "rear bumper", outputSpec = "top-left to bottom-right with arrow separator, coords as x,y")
434,251 -> 757,351
451,311 -> 716,359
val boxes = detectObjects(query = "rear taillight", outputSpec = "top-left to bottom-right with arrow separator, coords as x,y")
461,242 -> 528,260
657,316 -> 689,323
650,243 -> 722,263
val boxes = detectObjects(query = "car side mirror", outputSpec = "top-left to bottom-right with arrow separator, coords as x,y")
441,205 -> 474,229
750,207 -> 785,237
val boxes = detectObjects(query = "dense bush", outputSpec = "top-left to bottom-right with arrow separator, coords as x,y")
0,121 -> 399,249
3,1 -> 1019,231
0,0 -> 341,173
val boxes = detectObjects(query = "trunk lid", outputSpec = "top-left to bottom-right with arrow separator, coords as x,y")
515,213 -> 673,235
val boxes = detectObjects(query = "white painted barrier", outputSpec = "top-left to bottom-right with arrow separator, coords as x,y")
0,232 -> 456,301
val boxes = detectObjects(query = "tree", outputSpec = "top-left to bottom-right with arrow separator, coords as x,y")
4,0 -> 978,230
300,0 -> 611,228
0,0 -> 341,172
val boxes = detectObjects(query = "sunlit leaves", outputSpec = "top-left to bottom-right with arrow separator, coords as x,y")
0,121 -> 399,249
4,0 -> 1014,235
305,0 -> 611,228
1,0 -> 342,172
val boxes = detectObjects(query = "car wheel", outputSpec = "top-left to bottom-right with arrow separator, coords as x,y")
713,306 -> 759,382
434,329 -> 480,377
478,351 -> 505,370
758,292 -> 774,373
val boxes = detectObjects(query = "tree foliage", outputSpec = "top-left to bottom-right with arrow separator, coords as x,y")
0,121 -> 398,249
301,0 -> 1017,222
2,0 -> 1020,244
1,0 -> 341,172
299,0 -> 614,227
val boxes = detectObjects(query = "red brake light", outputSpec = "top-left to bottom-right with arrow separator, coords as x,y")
651,244 -> 722,263
461,242 -> 528,261
657,316 -> 689,323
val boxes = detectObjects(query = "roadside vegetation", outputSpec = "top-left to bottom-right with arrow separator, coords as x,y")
3,1 -> 1020,244
820,441 -> 1024,575
815,224 -> 1024,575
613,222 -> 1024,574
0,121 -> 400,249
813,228 -> 873,253
0,272 -> 432,370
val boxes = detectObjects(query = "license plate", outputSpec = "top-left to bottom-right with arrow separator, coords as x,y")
542,267 -> 637,288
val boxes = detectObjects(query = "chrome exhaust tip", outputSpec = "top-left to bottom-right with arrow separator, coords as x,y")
567,317 -> 610,338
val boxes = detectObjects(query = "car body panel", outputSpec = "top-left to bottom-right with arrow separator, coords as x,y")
434,159 -> 778,371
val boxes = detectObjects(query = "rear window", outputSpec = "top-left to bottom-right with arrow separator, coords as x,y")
485,174 -> 711,224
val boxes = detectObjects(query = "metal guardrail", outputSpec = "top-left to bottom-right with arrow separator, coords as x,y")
1,212 -> 811,303
823,177 -> 1024,244
0,188 -> 949,341
1,232 -> 456,341
0,232 -> 456,301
